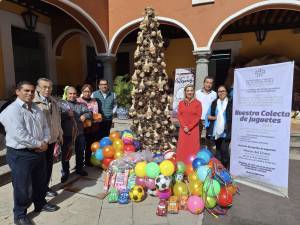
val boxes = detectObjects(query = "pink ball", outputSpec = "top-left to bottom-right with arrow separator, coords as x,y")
145,178 -> 156,190
157,189 -> 172,200
123,138 -> 133,145
187,195 -> 204,214
135,177 -> 146,187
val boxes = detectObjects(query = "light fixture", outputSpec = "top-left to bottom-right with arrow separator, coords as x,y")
22,9 -> 38,31
255,29 -> 267,45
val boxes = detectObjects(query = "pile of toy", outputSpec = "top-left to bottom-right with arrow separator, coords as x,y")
93,130 -> 239,217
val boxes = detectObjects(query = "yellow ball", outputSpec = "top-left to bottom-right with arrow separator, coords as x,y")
129,185 -> 145,202
159,160 -> 175,176
113,139 -> 124,151
188,180 -> 203,196
173,181 -> 189,197
114,150 -> 124,159
135,161 -> 147,177
188,172 -> 199,183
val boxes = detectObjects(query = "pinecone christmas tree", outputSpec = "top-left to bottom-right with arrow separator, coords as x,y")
129,7 -> 177,153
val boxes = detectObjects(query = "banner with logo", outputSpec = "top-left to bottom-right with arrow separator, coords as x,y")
172,68 -> 194,117
230,62 -> 294,197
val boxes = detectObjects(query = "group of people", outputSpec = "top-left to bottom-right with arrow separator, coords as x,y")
176,76 -> 232,169
0,78 -> 116,225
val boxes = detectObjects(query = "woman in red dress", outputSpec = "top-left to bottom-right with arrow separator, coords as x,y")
176,85 -> 202,165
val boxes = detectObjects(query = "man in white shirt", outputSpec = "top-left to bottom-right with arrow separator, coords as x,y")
195,76 -> 217,146
0,81 -> 59,225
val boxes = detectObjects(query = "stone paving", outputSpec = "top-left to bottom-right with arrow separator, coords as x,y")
0,157 -> 204,225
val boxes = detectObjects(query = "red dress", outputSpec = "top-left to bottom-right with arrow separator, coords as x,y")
176,99 -> 202,165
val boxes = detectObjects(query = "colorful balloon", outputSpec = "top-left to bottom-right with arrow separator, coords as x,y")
192,158 -> 203,170
113,139 -> 124,151
91,142 -> 100,152
109,131 -> 121,141
188,172 -> 199,183
103,146 -> 115,158
102,157 -> 114,169
95,148 -> 104,160
188,180 -> 203,196
197,165 -> 211,182
114,150 -> 124,159
203,179 -> 221,197
145,178 -> 156,190
187,195 -> 204,214
145,162 -> 160,179
173,181 -> 189,197
159,160 -> 175,176
133,140 -> 141,150
90,154 -> 101,166
219,170 -> 232,184
203,195 -> 217,209
123,144 -> 136,154
99,137 -> 112,148
135,161 -> 147,177
217,187 -> 233,207
185,164 -> 194,176
135,177 -> 146,187
196,150 -> 211,165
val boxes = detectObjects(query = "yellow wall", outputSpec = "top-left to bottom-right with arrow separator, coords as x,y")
56,35 -> 85,86
220,29 -> 300,63
0,38 -> 5,99
164,38 -> 195,79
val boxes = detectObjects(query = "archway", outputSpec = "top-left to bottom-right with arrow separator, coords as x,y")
207,3 -> 300,110
109,17 -> 197,92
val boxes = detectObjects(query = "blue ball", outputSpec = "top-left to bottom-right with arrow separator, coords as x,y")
192,158 -> 203,170
219,170 -> 232,184
95,148 -> 104,160
197,165 -> 211,182
196,151 -> 211,165
99,137 -> 112,148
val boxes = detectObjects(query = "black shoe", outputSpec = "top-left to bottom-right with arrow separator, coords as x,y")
61,174 -> 69,183
14,216 -> 33,225
46,189 -> 58,197
34,203 -> 59,213
76,169 -> 88,176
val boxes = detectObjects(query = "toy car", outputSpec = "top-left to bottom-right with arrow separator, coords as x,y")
168,196 -> 179,214
156,199 -> 167,216
118,190 -> 130,204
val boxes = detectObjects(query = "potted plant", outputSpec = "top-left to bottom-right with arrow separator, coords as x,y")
113,74 -> 133,119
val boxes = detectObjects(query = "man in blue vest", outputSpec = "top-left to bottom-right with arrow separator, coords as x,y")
92,79 -> 117,138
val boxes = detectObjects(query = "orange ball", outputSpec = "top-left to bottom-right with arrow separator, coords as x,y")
185,164 -> 194,176
109,131 -> 121,141
103,146 -> 115,158
91,142 -> 100,152
93,113 -> 102,122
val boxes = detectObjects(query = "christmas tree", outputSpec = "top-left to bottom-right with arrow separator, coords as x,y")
129,7 -> 177,153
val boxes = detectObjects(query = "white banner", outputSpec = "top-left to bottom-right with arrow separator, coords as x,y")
172,68 -> 194,117
230,62 -> 294,197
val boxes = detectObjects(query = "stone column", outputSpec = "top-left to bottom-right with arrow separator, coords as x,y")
193,50 -> 211,91
96,55 -> 117,88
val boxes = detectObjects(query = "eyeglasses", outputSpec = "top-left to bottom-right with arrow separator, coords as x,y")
99,83 -> 108,86
218,90 -> 226,93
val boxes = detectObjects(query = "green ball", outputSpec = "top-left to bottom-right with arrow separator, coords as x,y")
203,195 -> 217,209
203,179 -> 221,197
176,161 -> 186,173
90,155 -> 101,166
145,162 -> 160,179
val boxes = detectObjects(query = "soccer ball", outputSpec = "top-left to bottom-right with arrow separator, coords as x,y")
129,185 -> 145,202
155,175 -> 172,191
